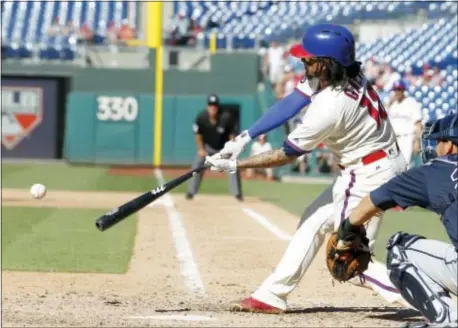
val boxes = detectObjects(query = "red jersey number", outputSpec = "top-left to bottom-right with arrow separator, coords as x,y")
345,83 -> 388,128
362,85 -> 388,128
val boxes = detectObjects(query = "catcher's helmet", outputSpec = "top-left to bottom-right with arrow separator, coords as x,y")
421,113 -> 458,162
289,24 -> 355,67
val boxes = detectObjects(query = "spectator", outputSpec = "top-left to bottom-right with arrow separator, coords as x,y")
375,62 -> 401,91
292,154 -> 310,175
168,13 -> 191,46
419,64 -> 444,88
364,57 -> 381,85
422,69 -> 435,87
263,40 -> 285,89
79,23 -> 94,43
428,66 -> 444,87
47,17 -> 62,36
186,19 -> 202,46
277,64 -> 296,99
316,153 -> 332,174
106,21 -> 118,44
119,19 -> 136,43
246,134 -> 274,180
191,19 -> 203,35
315,143 -> 336,174
403,66 -> 418,87
62,20 -> 77,37
206,17 -> 220,30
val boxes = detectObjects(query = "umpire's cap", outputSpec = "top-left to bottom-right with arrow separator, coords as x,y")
421,113 -> 458,162
207,94 -> 220,106
289,24 -> 355,67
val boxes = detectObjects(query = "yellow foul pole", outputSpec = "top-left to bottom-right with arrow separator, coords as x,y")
147,1 -> 163,166
209,33 -> 217,54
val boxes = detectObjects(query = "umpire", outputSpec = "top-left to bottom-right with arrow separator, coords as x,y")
186,94 -> 243,201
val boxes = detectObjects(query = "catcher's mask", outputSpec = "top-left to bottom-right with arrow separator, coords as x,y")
421,114 -> 458,163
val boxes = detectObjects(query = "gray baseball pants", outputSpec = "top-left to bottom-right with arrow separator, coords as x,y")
187,144 -> 242,197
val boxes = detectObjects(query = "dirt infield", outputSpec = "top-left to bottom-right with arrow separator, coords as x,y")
2,188 -> 420,327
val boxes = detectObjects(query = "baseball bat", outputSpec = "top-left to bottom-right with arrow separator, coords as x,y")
95,165 -> 209,231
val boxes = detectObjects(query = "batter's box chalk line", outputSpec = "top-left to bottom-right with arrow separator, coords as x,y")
147,197 -> 174,208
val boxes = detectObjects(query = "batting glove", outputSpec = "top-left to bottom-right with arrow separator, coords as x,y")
205,156 -> 237,174
220,130 -> 252,160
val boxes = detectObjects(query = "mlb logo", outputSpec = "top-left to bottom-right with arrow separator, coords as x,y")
1,87 -> 43,150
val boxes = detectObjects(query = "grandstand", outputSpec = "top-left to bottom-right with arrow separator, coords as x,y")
1,1 -> 137,60
172,1 -> 458,124
177,1 -> 457,51
1,1 -> 457,171
357,17 -> 457,73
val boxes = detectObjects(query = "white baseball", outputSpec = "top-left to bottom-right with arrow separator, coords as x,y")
30,183 -> 47,199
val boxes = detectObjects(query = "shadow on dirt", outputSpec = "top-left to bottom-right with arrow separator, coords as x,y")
367,308 -> 422,323
286,306 -> 420,319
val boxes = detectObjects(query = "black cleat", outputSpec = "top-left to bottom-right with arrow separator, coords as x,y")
186,193 -> 194,200
235,195 -> 244,202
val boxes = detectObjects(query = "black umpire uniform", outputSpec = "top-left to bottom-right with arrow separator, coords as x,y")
186,94 -> 243,200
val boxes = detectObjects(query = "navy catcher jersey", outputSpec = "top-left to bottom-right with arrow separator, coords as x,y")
370,154 -> 458,250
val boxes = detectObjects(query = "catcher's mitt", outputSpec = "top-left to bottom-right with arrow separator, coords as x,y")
326,231 -> 372,282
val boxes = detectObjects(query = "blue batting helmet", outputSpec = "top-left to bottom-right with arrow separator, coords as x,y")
421,114 -> 458,163
289,24 -> 356,67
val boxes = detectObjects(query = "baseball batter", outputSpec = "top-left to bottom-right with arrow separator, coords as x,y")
336,114 -> 457,327
386,80 -> 423,167
206,24 -> 408,313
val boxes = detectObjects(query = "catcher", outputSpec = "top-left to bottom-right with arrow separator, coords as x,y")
330,114 -> 457,328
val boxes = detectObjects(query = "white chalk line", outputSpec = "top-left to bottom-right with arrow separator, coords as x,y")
146,198 -> 168,207
124,314 -> 216,321
154,169 -> 206,297
242,207 -> 293,241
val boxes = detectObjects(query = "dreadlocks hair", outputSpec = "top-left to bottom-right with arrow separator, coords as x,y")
317,58 -> 362,90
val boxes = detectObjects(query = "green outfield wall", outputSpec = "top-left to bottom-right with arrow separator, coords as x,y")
64,92 -> 263,165
2,51 -> 285,165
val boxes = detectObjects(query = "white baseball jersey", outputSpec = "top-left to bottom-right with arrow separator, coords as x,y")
387,96 -> 422,136
288,74 -> 397,166
252,74 -> 406,311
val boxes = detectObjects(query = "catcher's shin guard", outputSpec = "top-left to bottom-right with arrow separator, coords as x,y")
386,232 -> 455,325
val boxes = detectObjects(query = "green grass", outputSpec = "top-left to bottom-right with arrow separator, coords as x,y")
2,207 -> 136,273
2,162 -> 449,267
2,163 -> 158,192
372,209 -> 448,260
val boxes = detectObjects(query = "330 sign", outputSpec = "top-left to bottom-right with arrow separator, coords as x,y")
96,96 -> 138,121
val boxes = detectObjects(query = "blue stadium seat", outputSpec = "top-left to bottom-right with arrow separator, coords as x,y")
2,0 -> 457,119
1,1 -> 136,59
173,1 -> 456,52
